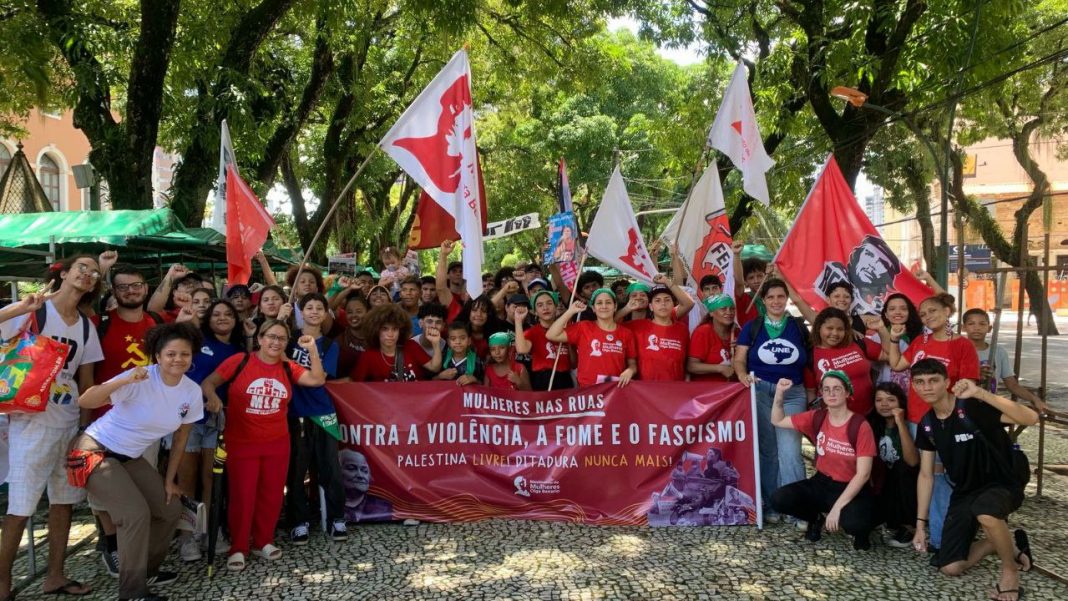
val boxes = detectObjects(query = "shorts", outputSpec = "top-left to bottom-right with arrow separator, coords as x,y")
5,417 -> 85,516
934,484 -> 1023,567
162,423 -> 219,453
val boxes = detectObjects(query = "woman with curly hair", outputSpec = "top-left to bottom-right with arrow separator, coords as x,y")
351,304 -> 442,382
456,294 -> 505,359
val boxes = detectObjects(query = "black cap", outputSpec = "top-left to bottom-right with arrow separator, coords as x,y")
226,284 -> 251,298
649,285 -> 675,301
447,261 -> 463,272
507,293 -> 530,306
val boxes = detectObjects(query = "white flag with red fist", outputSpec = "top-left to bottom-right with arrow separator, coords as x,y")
380,48 -> 484,298
587,167 -> 658,283
708,62 -> 775,206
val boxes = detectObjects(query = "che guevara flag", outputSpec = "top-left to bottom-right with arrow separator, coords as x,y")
661,161 -> 734,297
381,48 -> 484,298
774,156 -> 931,314
225,164 -> 275,285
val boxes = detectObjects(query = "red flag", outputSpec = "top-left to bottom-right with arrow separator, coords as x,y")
225,164 -> 274,285
775,156 -> 931,314
407,156 -> 489,250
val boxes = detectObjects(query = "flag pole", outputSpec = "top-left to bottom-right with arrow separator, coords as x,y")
288,147 -> 381,303
547,251 -> 588,391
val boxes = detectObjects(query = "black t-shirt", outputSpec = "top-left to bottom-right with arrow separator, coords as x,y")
916,397 -> 1015,494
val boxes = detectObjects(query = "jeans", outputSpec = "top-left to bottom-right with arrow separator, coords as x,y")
930,472 -> 952,548
755,379 -> 807,508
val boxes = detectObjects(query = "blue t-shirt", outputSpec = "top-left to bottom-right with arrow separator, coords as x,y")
286,335 -> 339,417
737,317 -> 808,384
188,336 -> 243,423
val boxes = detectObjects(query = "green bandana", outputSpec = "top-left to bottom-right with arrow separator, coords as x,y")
443,349 -> 477,376
625,282 -> 651,296
588,288 -> 616,304
702,294 -> 735,313
530,289 -> 559,309
821,370 -> 854,395
310,413 -> 342,441
488,332 -> 512,347
756,296 -> 788,339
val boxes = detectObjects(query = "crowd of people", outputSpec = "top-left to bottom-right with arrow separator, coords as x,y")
0,239 -> 1047,601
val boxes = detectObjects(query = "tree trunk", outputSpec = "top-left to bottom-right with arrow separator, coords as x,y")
903,157 -> 938,271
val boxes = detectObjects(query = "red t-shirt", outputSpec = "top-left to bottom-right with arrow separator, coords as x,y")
625,319 -> 689,382
902,335 -> 980,423
735,292 -> 759,327
792,411 -> 876,483
805,341 -> 881,415
688,322 -> 736,382
525,324 -> 571,372
90,310 -> 160,419
351,339 -> 432,382
564,321 -> 637,387
215,353 -> 308,444
446,297 -> 464,323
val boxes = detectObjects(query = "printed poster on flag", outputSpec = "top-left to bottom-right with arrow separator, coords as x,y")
543,211 -> 579,265
774,155 -> 932,314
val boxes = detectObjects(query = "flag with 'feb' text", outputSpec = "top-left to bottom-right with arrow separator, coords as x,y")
774,155 -> 932,314
587,167 -> 658,284
661,161 -> 734,298
381,48 -> 484,298
225,165 -> 274,285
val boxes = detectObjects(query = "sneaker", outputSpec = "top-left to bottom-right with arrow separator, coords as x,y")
146,571 -> 179,586
886,527 -> 913,549
852,533 -> 872,551
102,549 -> 120,578
764,512 -> 782,524
329,520 -> 349,542
804,515 -> 825,542
212,533 -> 231,555
179,535 -> 202,562
795,520 -> 809,531
402,519 -> 421,526
290,523 -> 310,546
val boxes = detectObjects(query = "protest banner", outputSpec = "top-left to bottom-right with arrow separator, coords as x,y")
328,381 -> 760,527
484,212 -> 542,240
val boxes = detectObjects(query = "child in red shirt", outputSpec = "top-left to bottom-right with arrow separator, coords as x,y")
484,332 -> 531,391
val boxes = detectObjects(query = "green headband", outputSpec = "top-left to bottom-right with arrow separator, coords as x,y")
488,332 -> 512,347
822,370 -> 854,395
625,282 -> 651,296
588,288 -> 616,304
530,289 -> 559,309
702,294 -> 735,312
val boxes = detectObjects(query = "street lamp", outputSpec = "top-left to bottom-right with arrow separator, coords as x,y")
831,86 -> 951,287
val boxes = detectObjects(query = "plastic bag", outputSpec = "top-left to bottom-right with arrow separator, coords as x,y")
0,315 -> 70,414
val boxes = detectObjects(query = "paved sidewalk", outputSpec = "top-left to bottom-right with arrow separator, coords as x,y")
9,425 -> 1068,600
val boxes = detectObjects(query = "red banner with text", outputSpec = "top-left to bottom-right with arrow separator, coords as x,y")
327,381 -> 759,527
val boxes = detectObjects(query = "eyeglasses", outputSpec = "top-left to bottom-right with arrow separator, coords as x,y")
73,263 -> 102,280
261,333 -> 288,343
113,282 -> 146,292
821,386 -> 847,395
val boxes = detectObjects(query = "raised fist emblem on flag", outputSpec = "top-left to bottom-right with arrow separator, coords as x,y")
392,75 -> 472,195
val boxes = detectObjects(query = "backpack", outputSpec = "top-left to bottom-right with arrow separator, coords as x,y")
34,304 -> 91,348
919,398 -> 1030,489
96,310 -> 164,339
222,353 -> 296,389
806,409 -> 884,493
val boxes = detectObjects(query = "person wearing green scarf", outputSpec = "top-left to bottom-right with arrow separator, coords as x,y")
732,277 -> 809,524
434,321 -> 484,385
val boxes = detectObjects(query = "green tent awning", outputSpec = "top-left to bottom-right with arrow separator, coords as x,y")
0,209 -> 184,247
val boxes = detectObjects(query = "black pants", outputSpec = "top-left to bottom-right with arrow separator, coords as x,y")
530,369 -> 574,391
286,416 -> 345,528
875,460 -> 918,531
770,472 -> 874,538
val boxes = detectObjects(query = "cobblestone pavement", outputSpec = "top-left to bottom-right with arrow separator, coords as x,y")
7,422 -> 1068,601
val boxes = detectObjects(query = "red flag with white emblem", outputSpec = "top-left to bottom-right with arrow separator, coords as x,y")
380,49 -> 484,298
587,167 -> 658,283
708,63 -> 775,206
225,165 -> 274,285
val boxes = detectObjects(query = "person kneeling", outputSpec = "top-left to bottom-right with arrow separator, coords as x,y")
910,359 -> 1037,601
74,323 -> 205,601
769,372 -> 877,550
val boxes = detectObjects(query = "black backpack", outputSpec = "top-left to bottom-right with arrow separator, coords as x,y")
920,398 -> 1030,489
34,304 -> 90,347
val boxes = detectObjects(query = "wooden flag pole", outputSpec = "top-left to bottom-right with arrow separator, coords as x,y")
288,147 -> 381,304
546,251 -> 589,391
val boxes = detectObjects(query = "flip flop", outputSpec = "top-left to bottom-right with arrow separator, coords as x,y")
1014,529 -> 1034,572
993,583 -> 1024,601
43,579 -> 90,596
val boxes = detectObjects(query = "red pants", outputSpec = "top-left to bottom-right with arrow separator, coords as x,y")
227,438 -> 290,555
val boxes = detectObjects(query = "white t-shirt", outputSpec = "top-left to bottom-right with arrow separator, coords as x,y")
86,365 -> 203,458
976,344 -> 1014,393
1,300 -> 104,429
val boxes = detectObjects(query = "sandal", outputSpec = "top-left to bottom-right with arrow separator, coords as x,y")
1014,529 -> 1034,572
226,552 -> 246,572
252,543 -> 281,561
993,583 -> 1024,601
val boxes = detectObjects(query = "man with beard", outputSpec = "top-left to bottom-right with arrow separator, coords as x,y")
90,263 -> 165,578
340,449 -> 393,523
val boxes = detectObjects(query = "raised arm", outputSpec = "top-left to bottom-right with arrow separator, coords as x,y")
79,366 -> 146,409
148,264 -> 188,313
874,322 -> 911,372
770,378 -> 796,429
513,306 -> 532,354
547,300 -> 584,343
893,407 -> 920,467
731,240 -> 745,290
295,335 -> 326,386
435,240 -> 456,307
421,327 -> 443,374
953,380 -> 1039,427
254,251 -> 278,286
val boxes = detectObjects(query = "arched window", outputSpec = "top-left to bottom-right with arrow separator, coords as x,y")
39,154 -> 62,211
0,144 -> 11,176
